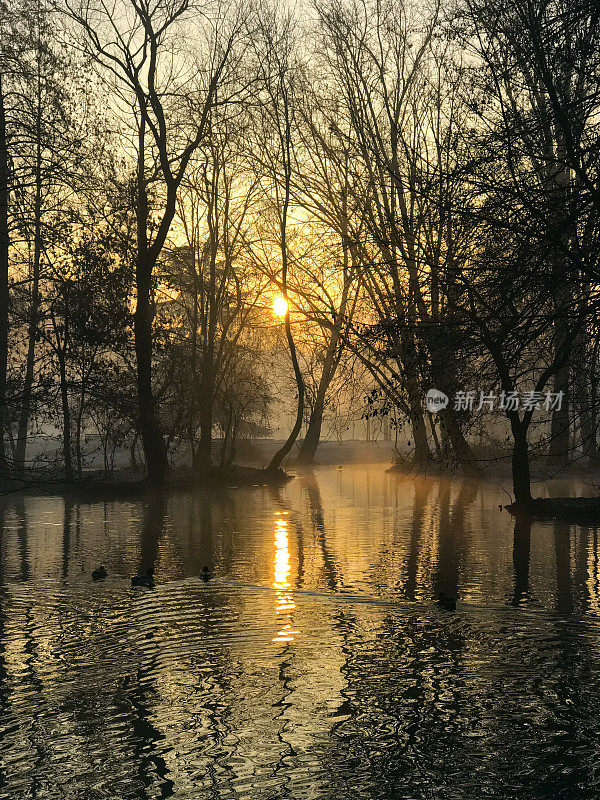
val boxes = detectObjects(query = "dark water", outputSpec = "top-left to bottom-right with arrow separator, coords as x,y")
1,465 -> 600,799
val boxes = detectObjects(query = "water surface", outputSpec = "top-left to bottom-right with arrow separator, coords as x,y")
1,465 -> 599,799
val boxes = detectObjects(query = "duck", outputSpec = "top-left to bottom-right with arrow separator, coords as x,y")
200,565 -> 212,581
131,568 -> 155,589
92,565 -> 107,582
437,591 -> 457,611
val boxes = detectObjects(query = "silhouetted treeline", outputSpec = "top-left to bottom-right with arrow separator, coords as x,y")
1,0 -> 599,502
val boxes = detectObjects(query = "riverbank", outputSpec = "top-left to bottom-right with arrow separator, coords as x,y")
0,465 -> 292,499
5,438 -> 600,521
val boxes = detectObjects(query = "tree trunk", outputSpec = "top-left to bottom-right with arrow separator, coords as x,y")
440,407 -> 480,474
410,405 -> 430,471
589,325 -> 600,465
134,270 -> 167,484
6,417 -> 15,462
219,409 -> 231,467
267,113 -> 303,472
297,345 -> 338,466
15,233 -> 40,472
547,134 -> 572,467
383,415 -> 391,442
0,75 -> 9,475
130,432 -> 140,472
267,310 -> 305,471
297,402 -> 324,466
75,408 -> 83,479
102,435 -> 109,478
297,295 -> 350,465
511,419 -> 532,506
576,367 -> 596,464
226,417 -> 238,467
574,333 -> 599,465
429,412 -> 442,460
195,373 -> 214,473
430,339 -> 479,470
57,350 -> 73,481
589,387 -> 600,466
15,65 -> 44,473
134,119 -> 167,485
405,366 -> 431,470
547,359 -> 569,466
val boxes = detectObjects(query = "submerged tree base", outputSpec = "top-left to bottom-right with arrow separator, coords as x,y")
507,497 -> 600,522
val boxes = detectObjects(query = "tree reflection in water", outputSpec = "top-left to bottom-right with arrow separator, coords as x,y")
0,467 -> 598,798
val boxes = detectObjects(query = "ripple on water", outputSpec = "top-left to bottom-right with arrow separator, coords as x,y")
0,578 -> 599,799
1,469 -> 600,798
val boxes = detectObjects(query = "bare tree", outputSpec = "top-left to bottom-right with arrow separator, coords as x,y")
315,0 -> 480,471
159,112 -> 268,472
457,0 -> 600,498
64,0 -> 248,482
251,6 -> 305,472
0,0 -> 22,477
289,90 -> 362,465
0,70 -> 8,476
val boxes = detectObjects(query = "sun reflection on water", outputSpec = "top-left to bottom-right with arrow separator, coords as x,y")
272,512 -> 300,643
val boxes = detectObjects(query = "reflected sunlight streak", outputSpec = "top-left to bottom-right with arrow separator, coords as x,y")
272,512 -> 300,643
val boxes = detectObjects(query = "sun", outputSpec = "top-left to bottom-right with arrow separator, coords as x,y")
272,296 -> 288,317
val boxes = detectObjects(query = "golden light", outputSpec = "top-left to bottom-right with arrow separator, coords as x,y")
272,296 -> 288,317
273,516 -> 292,592
272,511 -> 300,644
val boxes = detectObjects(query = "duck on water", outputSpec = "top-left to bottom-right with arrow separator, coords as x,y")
92,566 -> 107,582
131,568 -> 155,589
437,592 -> 457,611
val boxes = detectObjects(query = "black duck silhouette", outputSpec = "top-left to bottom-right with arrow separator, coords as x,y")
92,566 -> 107,582
437,591 -> 456,611
131,568 -> 155,589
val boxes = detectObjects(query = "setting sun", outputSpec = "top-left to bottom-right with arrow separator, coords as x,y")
272,296 -> 288,317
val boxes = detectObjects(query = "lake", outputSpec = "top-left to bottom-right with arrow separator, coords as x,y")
0,464 -> 599,799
